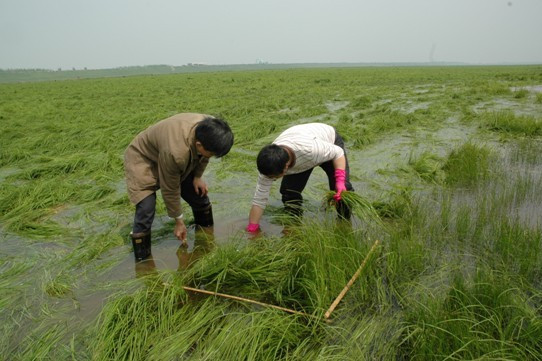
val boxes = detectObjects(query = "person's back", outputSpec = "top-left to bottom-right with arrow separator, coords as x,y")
128,113 -> 208,164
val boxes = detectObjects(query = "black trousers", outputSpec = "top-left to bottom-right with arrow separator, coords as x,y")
133,173 -> 210,233
280,132 -> 354,211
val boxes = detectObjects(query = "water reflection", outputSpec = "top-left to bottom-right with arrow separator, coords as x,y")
134,257 -> 157,278
134,226 -> 216,278
177,226 -> 216,271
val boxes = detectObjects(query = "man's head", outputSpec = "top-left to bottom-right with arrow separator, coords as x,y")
195,117 -> 234,157
257,144 -> 290,178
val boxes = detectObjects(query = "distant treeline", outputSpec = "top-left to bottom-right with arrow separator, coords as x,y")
0,62 -> 470,83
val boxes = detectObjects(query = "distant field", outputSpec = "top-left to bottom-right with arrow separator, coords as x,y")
0,62 -> 469,83
1,65 -> 541,360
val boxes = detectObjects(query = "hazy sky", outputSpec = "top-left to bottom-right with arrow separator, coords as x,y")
1,0 -> 541,69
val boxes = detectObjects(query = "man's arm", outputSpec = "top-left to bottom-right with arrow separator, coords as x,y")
157,152 -> 187,241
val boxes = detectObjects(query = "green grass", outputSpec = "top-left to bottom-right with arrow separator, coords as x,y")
443,142 -> 492,187
480,111 -> 542,136
1,65 -> 542,359
401,267 -> 542,359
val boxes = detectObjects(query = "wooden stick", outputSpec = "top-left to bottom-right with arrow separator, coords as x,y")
324,239 -> 380,319
182,286 -> 319,320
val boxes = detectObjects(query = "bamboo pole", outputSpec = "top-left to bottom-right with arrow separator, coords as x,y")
182,286 -> 320,320
324,239 -> 380,319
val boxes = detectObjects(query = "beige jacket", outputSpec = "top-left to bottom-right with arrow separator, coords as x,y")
124,113 -> 210,218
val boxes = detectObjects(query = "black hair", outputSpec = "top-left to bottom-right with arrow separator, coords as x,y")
195,117 -> 234,157
257,144 -> 289,176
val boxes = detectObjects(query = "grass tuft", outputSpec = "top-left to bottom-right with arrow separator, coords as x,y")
481,111 -> 542,136
443,142 -> 492,187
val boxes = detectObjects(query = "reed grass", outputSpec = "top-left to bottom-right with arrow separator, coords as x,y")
400,267 -> 542,360
2,65 -> 542,359
90,217 -> 383,360
443,142 -> 492,187
324,191 -> 383,228
481,111 -> 542,137
513,88 -> 529,99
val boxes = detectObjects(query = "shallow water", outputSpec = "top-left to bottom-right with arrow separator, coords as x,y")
473,97 -> 542,117
511,84 -> 542,93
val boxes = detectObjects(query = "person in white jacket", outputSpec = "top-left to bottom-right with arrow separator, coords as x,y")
246,123 -> 353,233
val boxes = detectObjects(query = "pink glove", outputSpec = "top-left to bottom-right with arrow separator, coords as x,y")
246,223 -> 260,233
333,169 -> 347,201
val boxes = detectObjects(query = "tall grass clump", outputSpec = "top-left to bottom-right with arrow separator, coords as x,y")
443,142 -> 492,187
513,88 -> 529,99
400,267 -> 542,360
481,111 -> 542,136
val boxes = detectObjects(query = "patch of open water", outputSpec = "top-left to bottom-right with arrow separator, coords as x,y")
511,85 -> 542,93
473,97 -> 542,117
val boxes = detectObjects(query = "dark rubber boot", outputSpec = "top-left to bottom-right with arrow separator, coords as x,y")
336,200 -> 351,221
131,231 -> 151,261
193,205 -> 214,227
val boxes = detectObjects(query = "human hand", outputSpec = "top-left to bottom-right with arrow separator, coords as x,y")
193,177 -> 208,196
174,219 -> 188,244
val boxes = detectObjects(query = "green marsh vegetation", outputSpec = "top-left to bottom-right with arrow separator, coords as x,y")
1,65 -> 542,359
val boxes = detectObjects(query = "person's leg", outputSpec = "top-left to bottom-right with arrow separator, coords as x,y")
280,168 -> 313,216
133,193 -> 156,233
131,193 -> 156,260
180,174 -> 213,227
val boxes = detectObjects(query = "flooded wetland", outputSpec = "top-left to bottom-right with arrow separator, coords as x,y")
1,65 -> 542,359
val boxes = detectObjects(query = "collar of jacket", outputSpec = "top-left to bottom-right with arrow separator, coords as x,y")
187,123 -> 201,163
